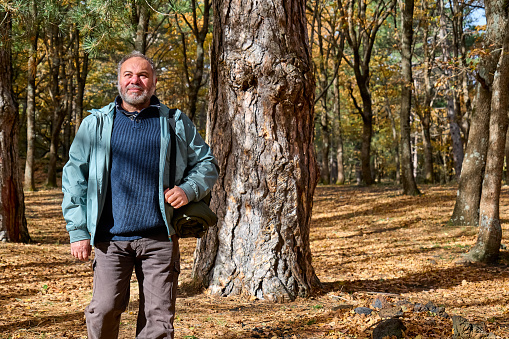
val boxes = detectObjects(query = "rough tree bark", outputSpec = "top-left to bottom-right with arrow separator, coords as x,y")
450,0 -> 501,227
466,3 -> 509,263
0,11 -> 30,242
399,0 -> 420,195
193,0 -> 320,301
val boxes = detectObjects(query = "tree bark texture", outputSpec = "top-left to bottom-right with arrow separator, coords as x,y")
134,2 -> 150,54
467,5 -> 509,263
399,0 -> 419,195
193,0 -> 320,301
0,11 -> 30,242
450,0 -> 503,227
24,1 -> 38,192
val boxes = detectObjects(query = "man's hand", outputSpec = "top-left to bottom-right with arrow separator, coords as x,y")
164,186 -> 189,209
71,239 -> 92,261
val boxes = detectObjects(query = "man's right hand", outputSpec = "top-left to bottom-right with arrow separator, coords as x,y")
70,239 -> 92,261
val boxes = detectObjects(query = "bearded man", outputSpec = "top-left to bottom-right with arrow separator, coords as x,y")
62,51 -> 218,339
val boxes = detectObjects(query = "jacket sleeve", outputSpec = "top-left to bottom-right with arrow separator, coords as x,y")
178,113 -> 219,202
62,118 -> 93,243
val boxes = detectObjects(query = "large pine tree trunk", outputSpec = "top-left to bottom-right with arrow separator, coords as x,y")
466,6 -> 509,263
193,0 -> 320,301
400,0 -> 419,195
0,11 -> 30,243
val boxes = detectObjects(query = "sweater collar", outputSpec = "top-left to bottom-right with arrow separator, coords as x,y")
115,95 -> 161,118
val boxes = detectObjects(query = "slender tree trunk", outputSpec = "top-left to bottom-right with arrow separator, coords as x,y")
439,0 -> 464,179
320,107 -> 330,184
46,24 -> 67,188
386,97 -> 400,183
448,96 -> 464,178
24,2 -> 38,191
177,0 -> 211,121
450,1 -> 502,227
62,53 -> 74,164
400,0 -> 419,195
418,0 -> 436,183
334,77 -> 345,185
74,28 -> 88,133
316,11 -> 330,184
505,132 -> 509,184
134,3 -> 150,54
0,11 -> 30,242
338,0 -> 396,185
193,0 -> 320,301
466,5 -> 509,263
421,117 -> 433,182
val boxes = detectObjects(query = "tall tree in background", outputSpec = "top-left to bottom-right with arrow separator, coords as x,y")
450,3 -> 497,227
73,26 -> 89,133
465,0 -> 509,263
24,0 -> 39,191
399,0 -> 419,195
133,1 -> 151,53
414,0 -> 439,184
338,0 -> 396,185
439,0 -> 464,179
193,0 -> 320,300
175,0 -> 211,121
0,9 -> 30,242
308,0 -> 344,184
45,17 -> 68,188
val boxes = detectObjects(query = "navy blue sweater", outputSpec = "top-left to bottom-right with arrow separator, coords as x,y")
96,99 -> 166,242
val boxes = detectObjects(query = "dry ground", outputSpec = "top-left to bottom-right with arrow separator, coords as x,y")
0,184 -> 508,338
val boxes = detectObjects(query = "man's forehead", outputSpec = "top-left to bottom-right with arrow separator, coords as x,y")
120,57 -> 153,72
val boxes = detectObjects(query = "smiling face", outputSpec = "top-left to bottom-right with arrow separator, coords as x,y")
117,56 -> 157,112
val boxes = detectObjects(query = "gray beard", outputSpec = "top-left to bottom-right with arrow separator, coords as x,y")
118,85 -> 155,108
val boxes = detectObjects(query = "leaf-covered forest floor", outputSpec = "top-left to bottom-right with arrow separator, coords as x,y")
1,184 -> 508,338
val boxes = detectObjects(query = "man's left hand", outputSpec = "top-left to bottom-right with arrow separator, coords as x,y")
164,187 -> 189,209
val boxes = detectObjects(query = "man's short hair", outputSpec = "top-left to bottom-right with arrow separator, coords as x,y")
117,51 -> 156,76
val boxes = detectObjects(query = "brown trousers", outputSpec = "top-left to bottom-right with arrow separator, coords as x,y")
85,233 -> 180,339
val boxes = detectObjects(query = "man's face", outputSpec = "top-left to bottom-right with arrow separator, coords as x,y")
117,57 -> 157,110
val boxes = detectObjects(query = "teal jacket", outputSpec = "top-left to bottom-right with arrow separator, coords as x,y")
62,102 -> 219,245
